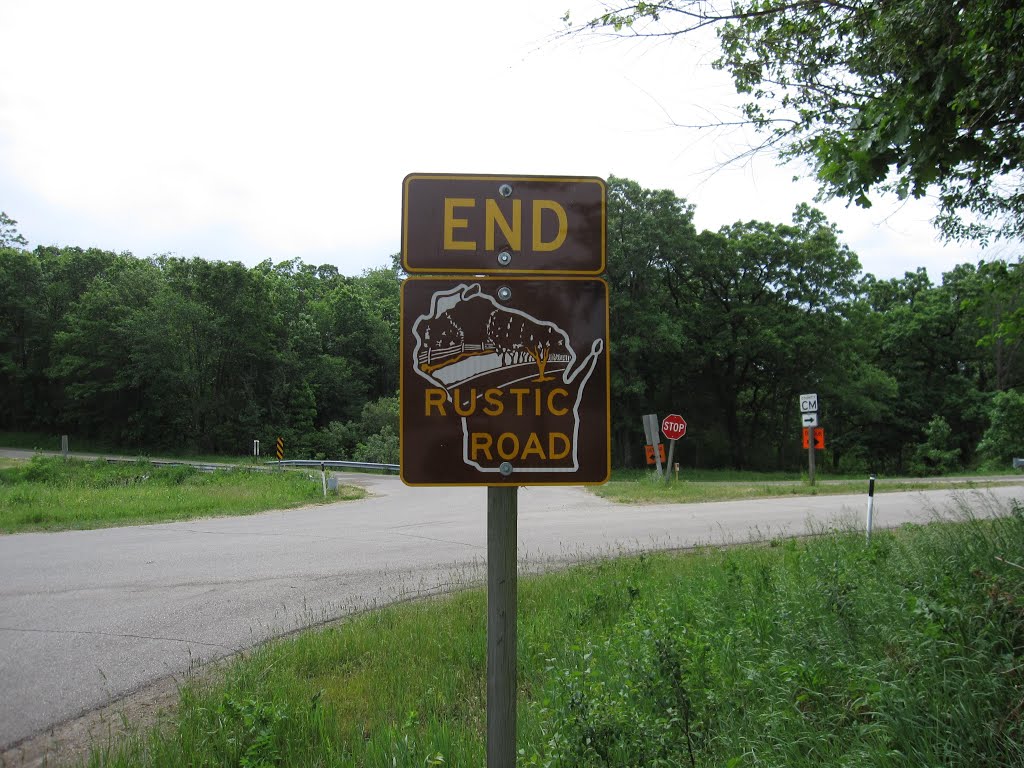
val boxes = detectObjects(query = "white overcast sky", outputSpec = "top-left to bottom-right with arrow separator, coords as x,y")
0,0 -> 1012,281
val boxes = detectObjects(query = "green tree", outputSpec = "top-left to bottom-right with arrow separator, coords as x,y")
0,248 -> 46,428
976,389 -> 1024,468
910,415 -> 962,475
352,425 -> 399,465
817,294 -> 900,474
4,245 -> 402,457
604,176 -> 697,466
0,212 -> 28,248
307,268 -> 400,426
581,0 -> 1024,243
356,265 -> 401,397
346,390 -> 399,464
48,257 -> 162,444
960,258 -> 1024,391
663,204 -> 862,468
123,283 -> 221,448
604,177 -> 865,470
352,394 -> 399,442
35,247 -> 123,432
109,257 -> 286,451
851,267 -> 990,471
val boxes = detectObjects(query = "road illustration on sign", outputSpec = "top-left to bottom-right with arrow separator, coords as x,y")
410,282 -> 603,474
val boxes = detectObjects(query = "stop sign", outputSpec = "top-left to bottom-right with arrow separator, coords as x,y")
662,414 -> 687,440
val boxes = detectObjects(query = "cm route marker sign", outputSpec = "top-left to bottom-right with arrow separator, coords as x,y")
401,277 -> 610,486
799,393 -> 819,413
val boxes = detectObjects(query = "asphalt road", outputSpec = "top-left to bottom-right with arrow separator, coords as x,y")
2,467 -> 1023,752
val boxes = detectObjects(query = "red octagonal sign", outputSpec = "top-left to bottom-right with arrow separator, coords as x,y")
662,414 -> 687,440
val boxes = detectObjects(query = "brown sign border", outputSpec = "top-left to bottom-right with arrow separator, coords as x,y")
401,173 -> 607,276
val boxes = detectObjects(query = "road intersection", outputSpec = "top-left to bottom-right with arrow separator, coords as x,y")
2,465 -> 1022,756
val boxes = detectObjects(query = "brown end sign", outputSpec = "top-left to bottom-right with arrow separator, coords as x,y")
401,277 -> 610,486
402,174 -> 606,275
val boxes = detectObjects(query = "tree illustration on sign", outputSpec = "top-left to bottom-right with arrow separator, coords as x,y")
419,311 -> 464,370
412,284 -> 572,388
485,309 -> 568,382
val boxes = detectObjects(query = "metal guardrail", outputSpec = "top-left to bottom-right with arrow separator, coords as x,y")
104,457 -> 238,473
100,456 -> 400,474
270,459 -> 400,474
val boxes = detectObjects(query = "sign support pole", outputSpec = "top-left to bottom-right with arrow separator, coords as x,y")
807,429 -> 816,487
487,486 -> 518,768
643,414 -> 663,478
664,439 -> 677,484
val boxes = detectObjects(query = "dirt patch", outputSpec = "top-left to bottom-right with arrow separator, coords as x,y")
0,671 -> 198,767
0,579 -> 460,767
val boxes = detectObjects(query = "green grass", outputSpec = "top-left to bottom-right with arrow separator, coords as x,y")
84,502 -> 1024,767
0,456 -> 365,533
610,468 -> 808,482
0,430 -> 277,466
597,468 -> 1021,503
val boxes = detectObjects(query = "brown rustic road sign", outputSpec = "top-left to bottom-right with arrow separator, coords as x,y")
402,174 -> 606,275
401,277 -> 610,486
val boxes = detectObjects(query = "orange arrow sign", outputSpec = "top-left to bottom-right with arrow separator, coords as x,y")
645,443 -> 667,465
801,428 -> 825,450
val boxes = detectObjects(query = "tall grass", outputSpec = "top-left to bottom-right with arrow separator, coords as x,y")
521,508 -> 1024,766
0,456 -> 363,533
83,501 -> 1024,767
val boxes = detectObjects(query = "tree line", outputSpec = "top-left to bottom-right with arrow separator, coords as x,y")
604,177 -> 1024,473
0,224 -> 401,463
2,184 -> 1022,473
